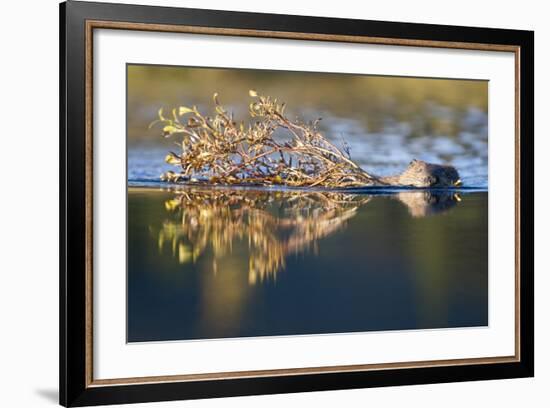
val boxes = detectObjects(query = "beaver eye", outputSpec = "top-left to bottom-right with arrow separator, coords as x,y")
425,175 -> 438,185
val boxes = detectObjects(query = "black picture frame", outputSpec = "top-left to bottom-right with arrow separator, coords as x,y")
60,1 -> 534,406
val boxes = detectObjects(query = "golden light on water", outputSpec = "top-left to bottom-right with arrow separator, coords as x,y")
154,188 -> 462,285
155,189 -> 366,284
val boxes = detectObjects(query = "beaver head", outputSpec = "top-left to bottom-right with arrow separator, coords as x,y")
396,159 -> 462,188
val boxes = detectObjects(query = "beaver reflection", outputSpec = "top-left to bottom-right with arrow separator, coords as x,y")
155,188 -> 461,284
396,191 -> 461,218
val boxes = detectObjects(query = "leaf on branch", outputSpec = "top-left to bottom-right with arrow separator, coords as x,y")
163,125 -> 181,137
179,106 -> 195,116
165,152 -> 181,165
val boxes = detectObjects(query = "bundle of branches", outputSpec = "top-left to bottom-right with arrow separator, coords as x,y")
152,90 -> 376,188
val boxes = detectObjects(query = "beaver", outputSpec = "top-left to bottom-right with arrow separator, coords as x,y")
376,159 -> 462,188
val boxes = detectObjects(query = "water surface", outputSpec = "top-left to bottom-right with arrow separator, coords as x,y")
127,187 -> 488,342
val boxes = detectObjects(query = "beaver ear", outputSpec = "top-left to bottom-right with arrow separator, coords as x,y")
410,159 -> 418,165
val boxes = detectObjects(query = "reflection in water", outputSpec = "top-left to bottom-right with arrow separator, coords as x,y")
129,188 -> 487,342
155,188 -> 461,285
396,191 -> 460,217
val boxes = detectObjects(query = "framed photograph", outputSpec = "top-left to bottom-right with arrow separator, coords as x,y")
60,1 -> 534,406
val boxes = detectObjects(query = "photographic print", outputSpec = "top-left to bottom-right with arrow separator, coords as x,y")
60,4 -> 533,405
127,65 -> 488,343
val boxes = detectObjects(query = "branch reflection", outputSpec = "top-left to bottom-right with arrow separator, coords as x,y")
155,188 -> 461,285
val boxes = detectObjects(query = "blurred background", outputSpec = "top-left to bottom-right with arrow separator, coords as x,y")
127,64 -> 488,187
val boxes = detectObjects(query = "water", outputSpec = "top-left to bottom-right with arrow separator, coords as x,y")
127,187 -> 488,342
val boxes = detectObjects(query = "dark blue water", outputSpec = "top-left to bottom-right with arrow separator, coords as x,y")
127,187 -> 488,342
